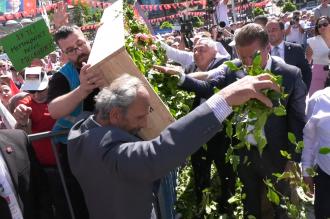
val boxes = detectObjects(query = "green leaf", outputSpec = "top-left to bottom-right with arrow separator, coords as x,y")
295,141 -> 304,153
224,61 -> 241,71
225,122 -> 233,138
228,195 -> 239,204
247,215 -> 257,219
267,188 -> 280,205
288,132 -> 296,144
306,167 -> 317,177
272,171 -> 293,181
319,147 -> 330,154
273,105 -> 286,116
280,150 -> 292,160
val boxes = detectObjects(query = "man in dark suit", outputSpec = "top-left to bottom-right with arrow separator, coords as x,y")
266,19 -> 312,90
155,37 -> 233,215
0,129 -> 53,219
174,23 -> 307,218
67,72 -> 281,219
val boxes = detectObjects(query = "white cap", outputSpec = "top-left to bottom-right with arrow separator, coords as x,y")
21,67 -> 49,91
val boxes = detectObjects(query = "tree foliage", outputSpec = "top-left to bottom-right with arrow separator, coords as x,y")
160,21 -> 174,29
252,7 -> 265,17
282,1 -> 297,13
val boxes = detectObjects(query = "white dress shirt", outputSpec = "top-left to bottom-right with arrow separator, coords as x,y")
307,35 -> 330,65
285,21 -> 305,45
160,41 -> 230,69
0,152 -> 23,219
302,87 -> 330,176
214,0 -> 229,25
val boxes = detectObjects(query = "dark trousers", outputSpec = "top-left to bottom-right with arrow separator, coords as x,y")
191,131 -> 235,215
44,143 -> 89,219
237,150 -> 290,219
314,166 -> 330,219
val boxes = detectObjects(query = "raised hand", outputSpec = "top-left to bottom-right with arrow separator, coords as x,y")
78,63 -> 107,98
53,1 -> 69,30
13,104 -> 32,126
153,65 -> 183,75
219,73 -> 281,107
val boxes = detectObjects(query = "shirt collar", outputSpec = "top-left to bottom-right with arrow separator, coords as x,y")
197,58 -> 216,72
271,40 -> 284,50
264,55 -> 272,71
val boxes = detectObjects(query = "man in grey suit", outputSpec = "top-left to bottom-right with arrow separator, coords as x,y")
67,73 -> 280,219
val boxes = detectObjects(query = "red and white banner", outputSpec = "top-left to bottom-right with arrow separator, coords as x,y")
0,0 -> 111,22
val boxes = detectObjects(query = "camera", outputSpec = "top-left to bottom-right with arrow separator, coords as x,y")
180,21 -> 193,35
290,16 -> 299,25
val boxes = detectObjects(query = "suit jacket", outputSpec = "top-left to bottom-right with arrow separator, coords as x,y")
283,41 -> 312,90
68,103 -> 223,219
180,58 -> 307,165
182,57 -> 228,109
0,129 -> 52,219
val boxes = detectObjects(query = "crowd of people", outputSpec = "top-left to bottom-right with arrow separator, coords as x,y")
0,0 -> 330,219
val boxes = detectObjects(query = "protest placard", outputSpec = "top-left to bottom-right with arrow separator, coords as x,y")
88,0 -> 175,140
0,19 -> 55,71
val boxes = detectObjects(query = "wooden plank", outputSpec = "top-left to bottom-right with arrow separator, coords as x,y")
87,0 -> 175,140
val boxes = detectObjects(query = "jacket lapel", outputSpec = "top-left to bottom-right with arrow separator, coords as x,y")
0,145 -> 18,191
0,144 -> 24,211
284,42 -> 288,63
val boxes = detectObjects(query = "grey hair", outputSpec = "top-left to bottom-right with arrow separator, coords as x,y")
94,74 -> 145,120
195,37 -> 217,51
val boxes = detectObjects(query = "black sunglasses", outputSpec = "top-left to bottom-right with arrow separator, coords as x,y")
318,22 -> 329,28
27,88 -> 47,94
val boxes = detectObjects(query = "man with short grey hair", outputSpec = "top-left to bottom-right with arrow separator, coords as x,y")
67,72 -> 280,219
314,0 -> 330,20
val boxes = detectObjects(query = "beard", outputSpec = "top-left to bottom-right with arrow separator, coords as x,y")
75,53 -> 90,69
129,127 -> 142,136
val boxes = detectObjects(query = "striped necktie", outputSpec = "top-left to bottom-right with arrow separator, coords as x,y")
272,46 -> 280,57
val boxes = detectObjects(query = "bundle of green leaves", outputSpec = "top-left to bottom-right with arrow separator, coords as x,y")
224,52 -> 287,155
124,5 -> 194,118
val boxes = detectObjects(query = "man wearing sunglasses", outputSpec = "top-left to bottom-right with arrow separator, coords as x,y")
13,69 -> 72,219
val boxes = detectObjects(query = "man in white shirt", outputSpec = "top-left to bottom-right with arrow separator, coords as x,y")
285,11 -> 305,45
160,33 -> 230,69
302,87 -> 330,219
213,0 -> 229,26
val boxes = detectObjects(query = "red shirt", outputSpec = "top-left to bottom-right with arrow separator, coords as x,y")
19,96 -> 56,166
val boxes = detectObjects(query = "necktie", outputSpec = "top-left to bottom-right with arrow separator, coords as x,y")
273,46 -> 280,57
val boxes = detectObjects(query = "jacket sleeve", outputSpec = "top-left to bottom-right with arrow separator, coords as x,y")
295,45 -> 312,90
287,69 -> 307,162
301,96 -> 319,176
103,103 -> 224,183
179,69 -> 227,98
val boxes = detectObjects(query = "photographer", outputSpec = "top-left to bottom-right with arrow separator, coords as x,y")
211,24 -> 234,59
285,11 -> 305,45
213,0 -> 229,26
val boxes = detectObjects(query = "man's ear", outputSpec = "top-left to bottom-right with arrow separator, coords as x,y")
109,107 -> 123,125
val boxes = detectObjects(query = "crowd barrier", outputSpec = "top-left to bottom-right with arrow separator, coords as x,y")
28,129 -> 177,219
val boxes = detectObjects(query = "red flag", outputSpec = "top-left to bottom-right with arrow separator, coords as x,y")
9,79 -> 19,96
